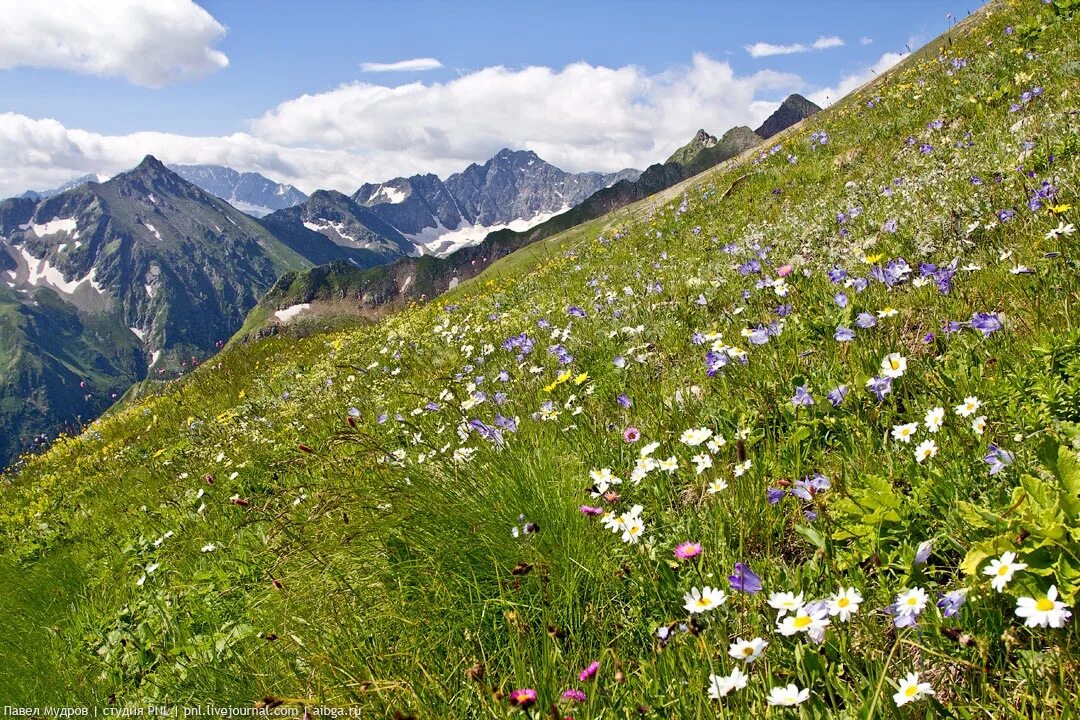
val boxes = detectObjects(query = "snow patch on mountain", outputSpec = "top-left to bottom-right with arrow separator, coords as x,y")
29,217 -> 79,239
406,205 -> 571,257
275,303 -> 311,323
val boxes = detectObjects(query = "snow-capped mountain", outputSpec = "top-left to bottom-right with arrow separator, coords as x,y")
169,164 -> 307,217
348,149 -> 640,256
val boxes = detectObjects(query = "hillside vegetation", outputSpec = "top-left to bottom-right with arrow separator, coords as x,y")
4,0 -> 1080,716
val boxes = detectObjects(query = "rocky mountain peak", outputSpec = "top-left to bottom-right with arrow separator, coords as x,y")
754,93 -> 822,139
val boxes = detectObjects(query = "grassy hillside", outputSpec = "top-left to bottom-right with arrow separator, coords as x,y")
4,0 -> 1080,716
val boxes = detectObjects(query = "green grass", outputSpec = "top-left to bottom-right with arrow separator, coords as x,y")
3,0 -> 1080,716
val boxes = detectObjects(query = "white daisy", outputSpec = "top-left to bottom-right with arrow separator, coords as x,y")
893,672 -> 934,707
1015,585 -> 1072,628
984,551 -> 1027,592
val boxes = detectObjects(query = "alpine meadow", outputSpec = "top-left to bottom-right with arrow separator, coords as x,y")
4,0 -> 1080,717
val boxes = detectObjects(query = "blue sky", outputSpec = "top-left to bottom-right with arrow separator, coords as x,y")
0,0 -> 967,196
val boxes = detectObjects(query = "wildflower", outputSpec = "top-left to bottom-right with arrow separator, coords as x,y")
684,586 -> 728,613
659,456 -> 679,473
707,478 -> 729,494
708,667 -> 748,699
579,505 -> 604,516
508,688 -> 537,708
706,435 -> 726,452
621,516 -> 646,544
777,604 -> 830,637
728,562 -> 763,594
972,415 -> 987,435
867,376 -> 893,401
938,589 -> 968,617
855,312 -> 877,329
623,427 -> 640,443
791,385 -> 814,406
924,407 -> 945,432
728,637 -> 768,663
914,540 -> 933,565
617,393 -> 632,408
674,542 -> 703,560
1016,585 -> 1072,628
827,385 -> 849,406
792,473 -> 830,500
692,453 -> 713,474
984,444 -> 1015,475
834,326 -> 855,342
562,689 -> 586,702
1046,222 -> 1076,239
680,427 -> 713,446
201,543 -> 217,553
767,684 -> 810,707
578,661 -> 600,681
893,672 -> 935,707
893,587 -> 929,626
768,591 -> 805,617
640,441 -> 660,457
954,396 -> 981,417
984,551 -> 1027,592
828,587 -> 863,621
891,422 -> 919,443
881,353 -> 907,379
970,312 -> 1004,337
914,439 -> 937,463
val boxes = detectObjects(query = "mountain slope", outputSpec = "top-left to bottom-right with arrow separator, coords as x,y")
247,124 -> 769,329
8,5 -> 1080,715
0,157 -> 344,466
169,165 -> 307,217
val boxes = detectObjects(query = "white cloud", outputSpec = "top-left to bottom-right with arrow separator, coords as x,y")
360,58 -> 444,73
0,54 -> 806,197
812,36 -> 845,50
746,36 -> 844,58
808,51 -> 908,107
0,0 -> 228,87
860,36 -> 874,45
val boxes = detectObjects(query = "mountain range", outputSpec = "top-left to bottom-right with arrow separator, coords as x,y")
250,95 -> 821,330
0,93 -> 819,467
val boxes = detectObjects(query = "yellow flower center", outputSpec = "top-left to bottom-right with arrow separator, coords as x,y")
997,566 -> 1010,577
793,615 -> 812,629
696,598 -> 711,607
905,598 -> 918,607
904,686 -> 918,698
1036,598 -> 1055,612
742,647 -> 754,656
838,597 -> 850,608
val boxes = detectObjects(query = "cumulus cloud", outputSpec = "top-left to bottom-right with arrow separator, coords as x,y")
0,53 -> 804,197
746,36 -> 845,58
0,0 -> 228,87
807,50 -> 909,107
860,36 -> 874,45
360,58 -> 444,73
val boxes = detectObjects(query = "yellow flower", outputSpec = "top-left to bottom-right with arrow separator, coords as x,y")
1049,204 -> 1072,215
863,253 -> 884,264
556,370 -> 572,384
573,372 -> 590,386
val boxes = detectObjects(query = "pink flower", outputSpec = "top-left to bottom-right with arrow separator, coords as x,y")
509,688 -> 537,708
579,505 -> 604,516
562,689 -> 587,702
623,426 -> 641,443
579,660 -> 600,681
674,541 -> 703,560
777,264 -> 793,277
